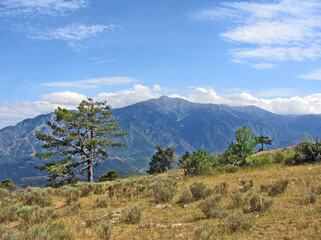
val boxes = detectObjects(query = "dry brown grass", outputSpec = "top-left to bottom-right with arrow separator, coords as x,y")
2,163 -> 321,239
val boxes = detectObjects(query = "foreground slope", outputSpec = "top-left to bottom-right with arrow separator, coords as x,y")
2,96 -> 321,184
1,162 -> 321,239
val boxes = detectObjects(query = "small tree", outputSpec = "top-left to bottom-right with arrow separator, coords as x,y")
36,98 -> 127,186
0,179 -> 16,190
180,149 -> 213,176
255,135 -> 273,151
224,125 -> 257,166
178,151 -> 190,169
147,145 -> 175,174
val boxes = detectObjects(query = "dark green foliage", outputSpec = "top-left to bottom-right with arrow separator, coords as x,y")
189,182 -> 211,201
35,98 -> 127,186
224,125 -> 257,166
255,135 -> 273,151
123,205 -> 143,224
260,180 -> 289,197
0,179 -> 16,191
99,170 -> 119,182
180,149 -> 213,176
147,145 -> 175,174
151,179 -> 177,203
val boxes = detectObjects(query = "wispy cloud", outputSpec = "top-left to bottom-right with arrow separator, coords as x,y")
0,0 -> 88,16
32,24 -> 112,41
191,0 -> 321,69
298,68 -> 321,81
42,76 -> 136,88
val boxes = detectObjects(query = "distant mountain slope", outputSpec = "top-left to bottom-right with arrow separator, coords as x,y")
1,96 -> 321,185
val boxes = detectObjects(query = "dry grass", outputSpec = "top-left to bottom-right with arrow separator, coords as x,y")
2,162 -> 321,239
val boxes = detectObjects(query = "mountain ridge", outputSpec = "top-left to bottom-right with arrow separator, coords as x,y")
1,96 -> 321,185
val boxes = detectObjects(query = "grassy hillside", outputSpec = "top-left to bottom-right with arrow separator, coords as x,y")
1,160 -> 321,239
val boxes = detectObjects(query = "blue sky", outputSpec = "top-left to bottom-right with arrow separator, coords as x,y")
1,0 -> 321,128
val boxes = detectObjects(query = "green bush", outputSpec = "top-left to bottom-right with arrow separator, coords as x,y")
223,212 -> 253,233
97,222 -> 113,240
246,154 -> 274,167
189,183 -> 211,201
151,180 -> 177,203
177,188 -> 193,207
199,194 -> 224,218
180,149 -> 214,176
99,171 -> 119,182
0,179 -> 16,191
294,141 -> 321,163
123,205 -> 143,224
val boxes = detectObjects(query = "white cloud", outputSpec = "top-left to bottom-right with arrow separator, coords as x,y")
42,77 -> 136,88
192,0 -> 321,68
33,24 -> 111,41
0,0 -> 88,16
298,68 -> 321,81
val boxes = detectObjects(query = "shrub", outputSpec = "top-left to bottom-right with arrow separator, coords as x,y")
190,183 -> 211,201
230,192 -> 246,209
239,180 -> 253,193
213,182 -> 229,196
0,204 -> 19,222
246,154 -> 274,167
299,192 -> 317,205
99,170 -> 119,182
97,222 -> 113,240
65,189 -> 81,205
242,194 -> 273,213
194,227 -> 214,240
0,179 -> 16,191
223,212 -> 253,233
177,188 -> 193,207
261,180 -> 289,197
180,149 -> 213,176
64,201 -> 81,215
17,206 -> 54,224
96,196 -> 108,208
123,205 -> 143,224
294,141 -> 321,163
22,189 -> 52,207
199,194 -> 224,218
25,222 -> 74,240
151,180 -> 177,203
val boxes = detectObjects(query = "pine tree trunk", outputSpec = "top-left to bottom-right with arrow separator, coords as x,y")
87,159 -> 94,182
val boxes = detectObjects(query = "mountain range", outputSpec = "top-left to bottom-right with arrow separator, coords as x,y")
1,96 -> 321,186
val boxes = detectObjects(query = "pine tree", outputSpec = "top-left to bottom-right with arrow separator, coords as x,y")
35,98 -> 127,186
147,145 -> 175,174
255,135 -> 273,151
